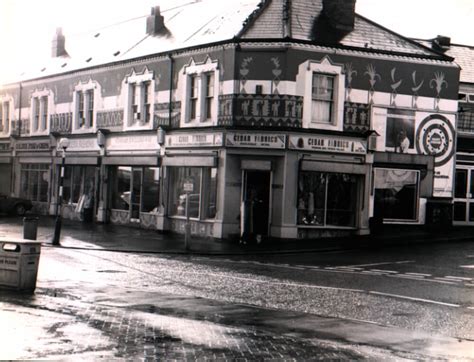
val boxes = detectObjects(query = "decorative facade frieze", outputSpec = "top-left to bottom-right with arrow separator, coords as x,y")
343,102 -> 370,133
50,112 -> 73,134
154,101 -> 181,128
96,109 -> 124,128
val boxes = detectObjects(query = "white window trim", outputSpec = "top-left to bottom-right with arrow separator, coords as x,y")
0,95 -> 13,136
179,57 -> 219,127
296,57 -> 345,131
124,69 -> 155,131
73,80 -> 100,134
30,88 -> 53,136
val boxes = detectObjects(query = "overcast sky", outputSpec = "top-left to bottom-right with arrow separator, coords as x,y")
0,0 -> 472,84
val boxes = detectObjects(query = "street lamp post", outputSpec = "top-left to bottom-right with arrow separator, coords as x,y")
52,138 -> 70,246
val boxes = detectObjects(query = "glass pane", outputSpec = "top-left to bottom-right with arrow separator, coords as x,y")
39,168 -> 49,202
111,166 -> 131,211
169,167 -> 201,218
326,174 -> 357,227
131,169 -> 141,219
470,170 -> 474,199
298,172 -> 326,225
454,202 -> 467,221
455,169 -> 468,198
469,203 -> 474,222
373,169 -> 418,220
142,167 -> 160,213
202,168 -> 217,219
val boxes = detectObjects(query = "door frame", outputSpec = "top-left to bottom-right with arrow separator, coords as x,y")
453,166 -> 474,225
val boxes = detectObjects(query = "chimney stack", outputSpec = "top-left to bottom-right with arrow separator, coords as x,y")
432,35 -> 451,52
146,6 -> 165,36
322,0 -> 356,33
52,27 -> 68,57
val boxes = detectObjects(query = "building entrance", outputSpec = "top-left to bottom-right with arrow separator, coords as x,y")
241,170 -> 271,242
453,167 -> 474,224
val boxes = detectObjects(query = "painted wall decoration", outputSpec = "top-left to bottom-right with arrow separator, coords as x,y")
233,94 -> 303,128
218,95 -> 234,126
430,72 -> 448,110
239,57 -> 253,94
50,112 -> 73,133
364,64 -> 381,104
343,102 -> 370,133
390,68 -> 403,106
372,107 -> 455,198
271,57 -> 282,95
344,63 -> 357,102
96,110 -> 124,128
154,101 -> 181,128
411,71 -> 424,109
385,109 -> 415,153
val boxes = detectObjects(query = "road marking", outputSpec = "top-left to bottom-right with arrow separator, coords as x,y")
370,269 -> 398,274
393,274 -> 427,280
369,291 -> 461,308
460,265 -> 474,269
343,260 -> 414,268
444,276 -> 473,281
405,272 -> 431,277
433,277 -> 459,285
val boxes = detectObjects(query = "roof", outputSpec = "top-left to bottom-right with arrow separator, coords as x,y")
1,0 -> 453,86
416,39 -> 474,84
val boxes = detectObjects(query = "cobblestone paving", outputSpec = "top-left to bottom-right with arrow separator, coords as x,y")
2,288 -> 393,360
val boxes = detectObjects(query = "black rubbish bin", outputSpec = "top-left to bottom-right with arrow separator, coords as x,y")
23,217 -> 39,240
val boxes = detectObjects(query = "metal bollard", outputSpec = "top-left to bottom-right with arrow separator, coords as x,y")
23,217 -> 39,240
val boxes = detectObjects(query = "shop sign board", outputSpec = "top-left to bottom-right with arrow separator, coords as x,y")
226,132 -> 286,149
65,138 -> 101,152
288,135 -> 366,155
165,133 -> 224,148
107,135 -> 158,151
183,182 -> 194,193
16,141 -> 50,151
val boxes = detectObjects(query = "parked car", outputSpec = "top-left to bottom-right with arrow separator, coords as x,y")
0,194 -> 33,216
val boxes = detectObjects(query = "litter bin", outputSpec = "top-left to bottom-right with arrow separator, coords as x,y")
0,238 -> 42,293
23,217 -> 39,240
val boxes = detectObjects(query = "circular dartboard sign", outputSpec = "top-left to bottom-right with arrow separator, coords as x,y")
416,114 -> 455,167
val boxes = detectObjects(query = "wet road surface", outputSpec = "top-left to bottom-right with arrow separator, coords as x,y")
2,245 -> 474,360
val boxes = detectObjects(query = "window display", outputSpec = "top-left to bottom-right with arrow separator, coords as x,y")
20,164 -> 50,202
169,166 -> 217,219
373,168 -> 419,221
298,171 -> 357,227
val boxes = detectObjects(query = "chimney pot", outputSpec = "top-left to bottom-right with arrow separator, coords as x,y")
322,0 -> 356,32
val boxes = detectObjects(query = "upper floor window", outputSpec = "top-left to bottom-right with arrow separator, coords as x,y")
124,68 -> 154,130
312,73 -> 334,123
0,100 -> 10,134
73,81 -> 98,132
179,57 -> 219,127
30,89 -> 51,135
296,57 -> 345,131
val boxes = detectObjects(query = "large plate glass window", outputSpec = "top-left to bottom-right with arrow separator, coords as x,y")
168,166 -> 217,219
297,171 -> 358,227
20,164 -> 50,202
373,168 -> 419,221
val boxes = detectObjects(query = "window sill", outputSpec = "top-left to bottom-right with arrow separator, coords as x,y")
297,225 -> 357,230
168,215 -> 216,223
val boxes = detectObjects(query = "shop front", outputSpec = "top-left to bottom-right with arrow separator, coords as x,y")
0,140 -> 12,195
104,133 -> 162,228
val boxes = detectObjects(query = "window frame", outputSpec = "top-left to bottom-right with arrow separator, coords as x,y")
124,69 -> 155,130
30,89 -> 52,135
0,98 -> 11,135
73,80 -> 98,133
179,57 -> 219,127
297,57 -> 345,131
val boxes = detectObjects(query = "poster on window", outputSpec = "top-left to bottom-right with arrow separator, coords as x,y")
372,107 -> 455,198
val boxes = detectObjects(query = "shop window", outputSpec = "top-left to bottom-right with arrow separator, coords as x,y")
62,166 -> 95,205
124,68 -> 154,129
373,168 -> 419,221
312,73 -> 334,123
180,57 -> 219,126
169,166 -> 217,219
298,171 -> 358,227
20,164 -> 50,202
110,166 -> 160,215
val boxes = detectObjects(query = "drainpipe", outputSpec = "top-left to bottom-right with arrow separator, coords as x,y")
168,53 -> 174,127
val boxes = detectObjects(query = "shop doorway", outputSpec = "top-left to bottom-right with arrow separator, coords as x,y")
241,170 -> 271,242
453,167 -> 474,224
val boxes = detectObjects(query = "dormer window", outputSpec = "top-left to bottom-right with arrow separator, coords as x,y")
124,68 -> 154,130
179,57 -> 219,127
73,81 -> 99,132
30,89 -> 51,135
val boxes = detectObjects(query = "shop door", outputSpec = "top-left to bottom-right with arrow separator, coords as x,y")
453,167 -> 474,224
241,170 -> 271,242
130,168 -> 143,221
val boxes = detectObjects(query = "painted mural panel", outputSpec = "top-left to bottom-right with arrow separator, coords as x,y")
372,107 -> 455,198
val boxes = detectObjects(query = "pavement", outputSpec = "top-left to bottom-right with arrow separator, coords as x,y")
0,214 -> 472,255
